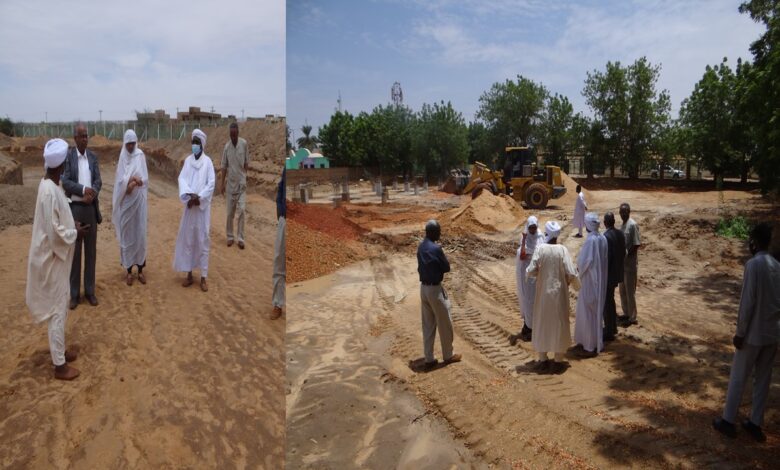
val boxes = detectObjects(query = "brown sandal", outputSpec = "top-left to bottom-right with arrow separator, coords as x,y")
138,272 -> 146,284
126,273 -> 134,286
200,277 -> 208,292
182,274 -> 194,287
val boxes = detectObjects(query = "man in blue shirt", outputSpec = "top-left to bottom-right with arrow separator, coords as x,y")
417,220 -> 461,370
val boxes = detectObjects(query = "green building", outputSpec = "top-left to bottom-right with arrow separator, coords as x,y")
286,148 -> 330,170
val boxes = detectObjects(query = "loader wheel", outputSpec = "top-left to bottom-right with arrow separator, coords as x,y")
525,183 -> 549,209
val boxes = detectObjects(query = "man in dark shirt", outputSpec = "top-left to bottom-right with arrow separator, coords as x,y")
271,168 -> 285,320
417,220 -> 461,370
603,212 -> 625,342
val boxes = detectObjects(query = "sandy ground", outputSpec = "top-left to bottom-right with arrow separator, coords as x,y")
0,160 -> 284,468
287,184 -> 780,469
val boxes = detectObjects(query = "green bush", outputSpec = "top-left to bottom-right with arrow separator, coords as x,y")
716,216 -> 751,239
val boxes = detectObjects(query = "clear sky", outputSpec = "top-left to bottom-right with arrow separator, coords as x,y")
287,0 -> 763,139
0,0 -> 285,123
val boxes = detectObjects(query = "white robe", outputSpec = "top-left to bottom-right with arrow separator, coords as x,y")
574,231 -> 608,352
26,178 -> 77,323
573,192 -> 587,229
173,154 -> 215,275
516,232 -> 545,328
526,244 -> 579,353
112,147 -> 149,268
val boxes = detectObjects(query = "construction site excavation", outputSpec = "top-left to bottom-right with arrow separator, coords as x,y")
286,169 -> 780,469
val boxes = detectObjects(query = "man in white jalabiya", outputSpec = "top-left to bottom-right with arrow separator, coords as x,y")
573,184 -> 587,238
510,215 -> 545,345
112,130 -> 148,286
173,129 -> 216,292
574,212 -> 608,357
526,221 -> 579,374
26,138 -> 89,380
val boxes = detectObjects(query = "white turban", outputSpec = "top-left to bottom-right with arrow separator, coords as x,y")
123,129 -> 138,146
545,221 -> 561,242
585,212 -> 600,233
524,215 -> 539,234
43,138 -> 68,170
192,128 -> 207,149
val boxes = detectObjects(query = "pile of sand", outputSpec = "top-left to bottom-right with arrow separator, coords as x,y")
557,170 -> 580,207
143,120 -> 284,192
0,184 -> 36,231
287,201 -> 367,240
0,133 -> 14,150
287,219 -> 368,282
446,191 -> 525,233
87,134 -> 115,147
0,152 -> 22,185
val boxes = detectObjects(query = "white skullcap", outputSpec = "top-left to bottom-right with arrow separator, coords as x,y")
585,212 -> 600,232
524,215 -> 538,234
123,129 -> 138,145
43,138 -> 68,170
192,128 -> 207,148
545,221 -> 561,242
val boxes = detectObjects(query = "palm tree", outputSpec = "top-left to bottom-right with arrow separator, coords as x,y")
296,124 -> 320,151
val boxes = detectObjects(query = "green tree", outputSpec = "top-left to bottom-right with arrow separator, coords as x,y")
318,110 -> 359,166
680,59 -> 740,184
296,124 -> 320,151
627,58 -> 671,178
583,61 -> 628,177
739,0 -> 779,191
583,58 -> 669,178
583,118 -> 607,179
412,101 -> 469,178
349,105 -> 415,177
538,93 -> 575,167
476,75 -> 548,155
467,121 -> 493,164
285,124 -> 292,153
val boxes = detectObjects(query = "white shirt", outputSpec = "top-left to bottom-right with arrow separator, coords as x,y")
71,149 -> 92,201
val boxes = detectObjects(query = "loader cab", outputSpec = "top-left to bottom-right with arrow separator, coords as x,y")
505,146 -> 543,179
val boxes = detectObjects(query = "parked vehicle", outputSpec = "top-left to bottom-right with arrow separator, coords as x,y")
650,164 -> 685,179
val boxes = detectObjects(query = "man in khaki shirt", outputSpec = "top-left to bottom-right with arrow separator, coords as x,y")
220,122 -> 249,249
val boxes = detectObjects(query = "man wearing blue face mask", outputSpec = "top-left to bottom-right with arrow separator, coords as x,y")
173,129 -> 216,292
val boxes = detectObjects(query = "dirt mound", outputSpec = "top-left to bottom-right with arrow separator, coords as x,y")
0,152 -> 22,185
142,120 -> 284,191
557,170 -> 580,207
87,134 -> 114,146
288,201 -> 367,240
287,219 -> 368,282
0,184 -> 36,231
446,191 -> 525,233
0,133 -> 14,150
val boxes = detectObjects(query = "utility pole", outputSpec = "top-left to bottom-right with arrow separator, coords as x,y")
45,112 -> 47,123
99,109 -> 103,121
241,109 -> 245,121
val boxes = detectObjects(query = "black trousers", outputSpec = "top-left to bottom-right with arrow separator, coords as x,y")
70,202 -> 98,299
603,283 -> 618,338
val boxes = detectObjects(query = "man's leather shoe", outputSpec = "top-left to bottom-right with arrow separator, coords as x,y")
86,295 -> 98,306
69,298 -> 78,310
